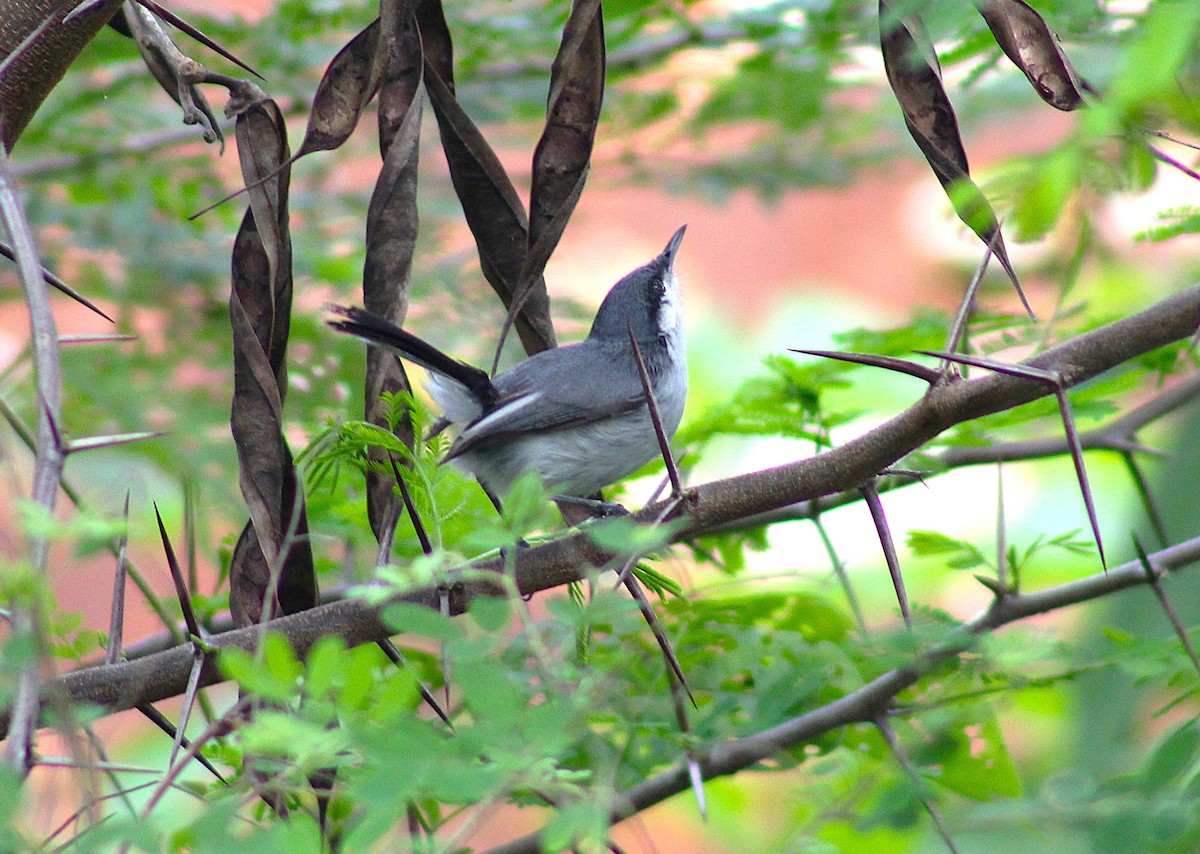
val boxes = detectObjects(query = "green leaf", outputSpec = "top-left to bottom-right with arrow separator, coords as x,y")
906,530 -> 987,570
929,711 -> 1022,801
1108,2 -> 1200,114
1140,720 -> 1200,793
1009,144 -> 1079,241
219,643 -> 299,705
539,798 -> 609,852
586,515 -> 687,556
631,562 -> 683,598
498,471 -> 557,539
263,632 -> 303,686
1135,206 -> 1200,244
468,595 -> 511,632
305,634 -> 348,700
381,602 -> 461,641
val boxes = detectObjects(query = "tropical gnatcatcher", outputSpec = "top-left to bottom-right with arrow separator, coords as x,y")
329,225 -> 687,505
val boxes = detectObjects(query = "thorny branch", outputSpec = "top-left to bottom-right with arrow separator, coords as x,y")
712,361 -> 1200,535
485,534 -> 1200,854
3,281 -> 1199,738
0,142 -> 63,773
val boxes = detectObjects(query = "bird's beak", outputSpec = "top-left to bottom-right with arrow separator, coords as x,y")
660,224 -> 687,267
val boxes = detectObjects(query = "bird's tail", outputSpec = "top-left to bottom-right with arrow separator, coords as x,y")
327,306 -> 497,408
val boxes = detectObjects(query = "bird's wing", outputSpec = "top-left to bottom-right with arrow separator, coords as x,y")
445,345 -> 646,461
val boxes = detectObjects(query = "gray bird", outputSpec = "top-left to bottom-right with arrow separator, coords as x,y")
329,225 -> 687,503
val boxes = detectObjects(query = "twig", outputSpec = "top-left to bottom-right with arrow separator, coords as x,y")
812,513 -> 866,631
0,138 -> 65,773
876,715 -> 960,853
1133,536 -> 1200,678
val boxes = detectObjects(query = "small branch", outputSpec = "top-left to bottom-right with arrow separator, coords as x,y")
812,514 -> 866,631
476,23 -> 760,79
1133,537 -> 1200,678
9,123 -> 235,179
0,139 -> 65,773
876,715 -> 960,853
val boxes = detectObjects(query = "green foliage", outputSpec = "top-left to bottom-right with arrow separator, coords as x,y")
3,0 -> 1200,851
682,353 -> 859,447
907,529 -> 989,570
1136,207 -> 1200,244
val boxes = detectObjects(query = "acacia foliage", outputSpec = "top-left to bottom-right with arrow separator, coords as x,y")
1,0 -> 1200,852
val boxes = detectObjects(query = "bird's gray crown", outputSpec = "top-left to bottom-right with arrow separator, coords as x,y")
588,226 -> 685,344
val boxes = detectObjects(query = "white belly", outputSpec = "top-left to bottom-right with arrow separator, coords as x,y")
457,360 -> 686,498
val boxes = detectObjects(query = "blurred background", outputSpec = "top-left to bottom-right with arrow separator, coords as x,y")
2,0 -> 1199,850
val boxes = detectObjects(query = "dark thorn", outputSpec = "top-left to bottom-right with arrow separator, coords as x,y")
188,154 -> 298,220
135,702 -> 225,782
914,350 -> 1057,384
170,651 -> 205,770
944,231 -> 1000,357
375,638 -> 453,728
387,452 -> 432,555
621,573 -> 695,707
1053,386 -> 1106,570
626,318 -> 684,498
184,478 -> 198,595
133,0 -> 265,79
1148,143 -> 1200,183
37,395 -> 65,454
0,240 -> 114,322
66,431 -> 167,454
1120,451 -> 1169,550
153,502 -> 203,638
791,349 -> 942,385
879,468 -> 928,486
57,334 -> 135,344
813,514 -> 866,631
914,353 -> 1106,569
876,715 -> 961,853
861,480 -> 911,628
